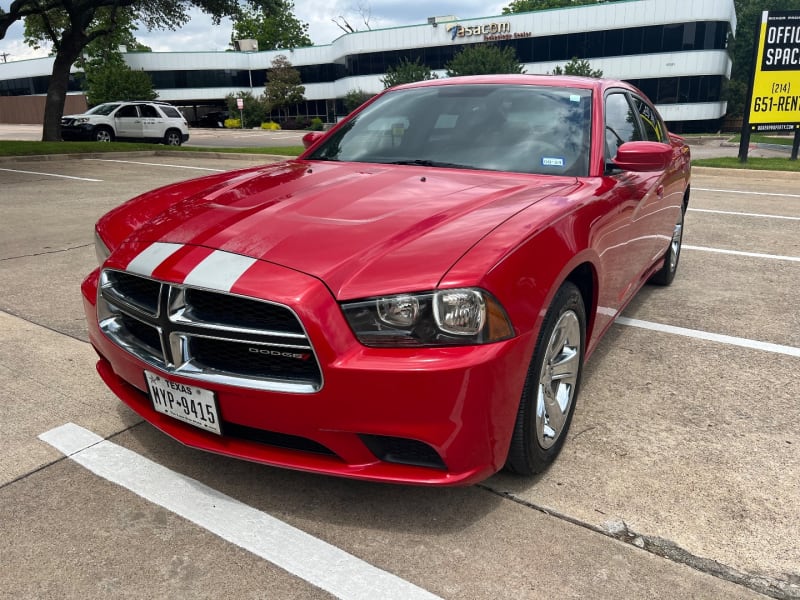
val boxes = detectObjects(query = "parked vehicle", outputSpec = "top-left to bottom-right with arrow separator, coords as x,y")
82,75 -> 690,485
61,101 -> 189,145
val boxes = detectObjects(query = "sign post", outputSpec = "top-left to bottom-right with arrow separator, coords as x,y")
236,97 -> 245,129
738,10 -> 800,162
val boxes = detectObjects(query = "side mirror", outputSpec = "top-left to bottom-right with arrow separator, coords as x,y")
302,131 -> 324,149
612,141 -> 672,172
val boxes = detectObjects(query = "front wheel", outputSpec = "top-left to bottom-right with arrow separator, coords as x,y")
93,127 -> 114,142
505,282 -> 586,475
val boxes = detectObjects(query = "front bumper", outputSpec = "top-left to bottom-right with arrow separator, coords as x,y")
61,124 -> 95,141
81,265 -> 532,486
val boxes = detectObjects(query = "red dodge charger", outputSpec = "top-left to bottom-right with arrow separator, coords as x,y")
82,75 -> 690,485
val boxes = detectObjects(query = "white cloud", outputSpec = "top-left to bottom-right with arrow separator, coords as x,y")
0,19 -> 52,61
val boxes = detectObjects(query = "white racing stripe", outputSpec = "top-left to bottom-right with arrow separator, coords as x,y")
0,167 -> 102,182
183,250 -> 257,291
125,242 -> 184,276
683,245 -> 800,263
39,423 -> 442,600
616,317 -> 800,358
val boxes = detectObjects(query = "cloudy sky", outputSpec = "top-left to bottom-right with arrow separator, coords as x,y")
0,0 -> 507,62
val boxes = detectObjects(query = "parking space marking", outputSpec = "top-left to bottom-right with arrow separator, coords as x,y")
39,423 -> 442,600
683,245 -> 800,263
617,317 -> 800,358
85,159 -> 227,172
694,187 -> 800,199
0,167 -> 102,182
688,208 -> 800,221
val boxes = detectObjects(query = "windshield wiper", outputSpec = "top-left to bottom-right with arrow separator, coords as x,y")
387,159 -> 472,169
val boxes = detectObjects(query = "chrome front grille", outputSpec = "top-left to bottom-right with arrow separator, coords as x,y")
98,269 -> 322,393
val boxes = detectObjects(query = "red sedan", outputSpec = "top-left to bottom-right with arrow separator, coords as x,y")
82,75 -> 690,485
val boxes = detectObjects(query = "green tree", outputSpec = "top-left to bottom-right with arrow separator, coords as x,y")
381,57 -> 437,88
550,57 -> 603,78
445,45 -> 525,77
502,0 -> 593,14
84,55 -> 157,105
73,10 -> 156,105
230,0 -> 311,50
9,0 -> 254,141
264,54 -> 305,121
225,91 -> 267,127
342,88 -> 374,113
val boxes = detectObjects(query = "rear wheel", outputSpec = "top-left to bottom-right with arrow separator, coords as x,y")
93,127 -> 113,142
163,129 -> 183,146
505,282 -> 586,475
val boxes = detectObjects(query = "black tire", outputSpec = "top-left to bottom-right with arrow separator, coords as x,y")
93,127 -> 114,142
163,129 -> 183,146
649,207 -> 684,286
505,282 -> 586,475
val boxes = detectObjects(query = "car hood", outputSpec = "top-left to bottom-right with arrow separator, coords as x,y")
123,160 -> 578,299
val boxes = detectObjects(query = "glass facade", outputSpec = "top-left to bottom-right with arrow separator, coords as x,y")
344,21 -> 728,77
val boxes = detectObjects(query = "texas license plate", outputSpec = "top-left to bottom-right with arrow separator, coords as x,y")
145,370 -> 222,435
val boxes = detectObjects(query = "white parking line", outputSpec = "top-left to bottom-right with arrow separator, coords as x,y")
0,167 -> 102,182
688,208 -> 800,221
694,187 -> 800,199
683,245 -> 800,263
85,159 -> 227,172
616,318 -> 800,358
38,423 -> 442,600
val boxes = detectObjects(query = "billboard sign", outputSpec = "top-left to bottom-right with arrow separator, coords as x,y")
747,10 -> 800,132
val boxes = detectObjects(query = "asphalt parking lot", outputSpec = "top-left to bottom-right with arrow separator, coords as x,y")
0,152 -> 798,599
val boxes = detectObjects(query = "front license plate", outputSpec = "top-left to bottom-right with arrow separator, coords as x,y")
145,370 -> 222,435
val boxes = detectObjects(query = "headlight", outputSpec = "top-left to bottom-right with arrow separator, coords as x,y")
75,117 -> 90,124
342,288 -> 513,347
94,229 -> 111,265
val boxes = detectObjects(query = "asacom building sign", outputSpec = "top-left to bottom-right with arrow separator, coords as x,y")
0,0 -> 736,129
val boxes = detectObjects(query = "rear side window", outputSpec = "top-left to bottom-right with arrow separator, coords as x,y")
160,106 -> 182,119
632,96 -> 665,142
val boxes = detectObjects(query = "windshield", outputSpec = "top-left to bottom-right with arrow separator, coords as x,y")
309,84 -> 592,176
86,103 -> 121,116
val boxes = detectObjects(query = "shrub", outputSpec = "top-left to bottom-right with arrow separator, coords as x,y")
309,117 -> 324,131
261,121 -> 281,130
224,118 -> 242,128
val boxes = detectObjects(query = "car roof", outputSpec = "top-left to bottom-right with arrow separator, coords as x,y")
393,74 -> 631,94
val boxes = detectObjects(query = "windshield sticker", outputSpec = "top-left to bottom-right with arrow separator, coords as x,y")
570,94 -> 582,103
542,157 -> 566,167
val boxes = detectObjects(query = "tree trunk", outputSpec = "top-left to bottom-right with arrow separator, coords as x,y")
41,29 -> 88,141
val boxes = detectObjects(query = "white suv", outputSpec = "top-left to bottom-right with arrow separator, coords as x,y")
61,101 -> 190,145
